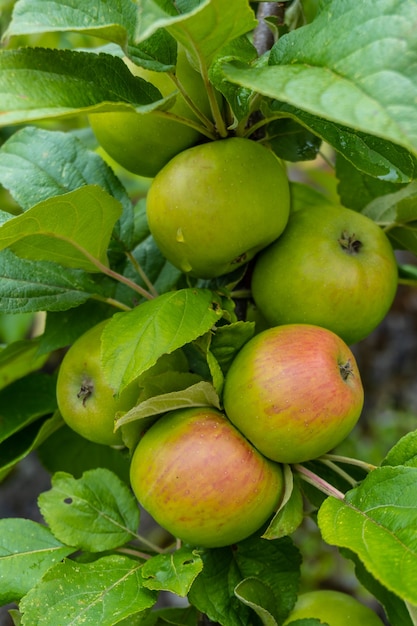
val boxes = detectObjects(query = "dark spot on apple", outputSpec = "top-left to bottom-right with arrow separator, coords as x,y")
77,378 -> 94,407
338,231 -> 363,255
231,252 -> 248,265
64,497 -> 72,504
339,360 -> 354,381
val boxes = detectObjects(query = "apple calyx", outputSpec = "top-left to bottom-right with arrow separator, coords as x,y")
338,231 -> 363,255
77,378 -> 94,406
338,359 -> 355,382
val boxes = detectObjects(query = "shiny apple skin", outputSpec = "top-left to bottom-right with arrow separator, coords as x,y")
146,137 -> 290,278
251,203 -> 398,346
129,407 -> 284,548
223,324 -> 364,464
283,590 -> 385,626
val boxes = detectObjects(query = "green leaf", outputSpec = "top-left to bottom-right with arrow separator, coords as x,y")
346,550 -> 414,626
139,605 -> 199,626
117,379 -> 220,428
0,48 -> 161,126
210,320 -> 255,375
263,467 -> 304,540
264,117 -> 322,163
0,414 -> 62,482
188,536 -> 301,626
0,339 -> 48,390
234,577 -> 278,626
0,249 -> 105,314
335,154 -> 406,213
267,102 -> 416,182
209,35 -> 258,123
38,469 -> 140,552
141,547 -> 203,596
0,185 -> 122,272
37,424 -> 131,485
0,519 -> 73,605
363,181 -> 417,254
101,288 -> 224,392
224,0 -> 417,157
4,0 -> 137,47
0,126 -> 134,247
0,373 -> 57,444
382,429 -> 417,468
135,0 -> 257,67
318,465 -> 417,605
19,555 -> 157,626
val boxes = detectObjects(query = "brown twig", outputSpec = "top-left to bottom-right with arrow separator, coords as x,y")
253,2 -> 286,56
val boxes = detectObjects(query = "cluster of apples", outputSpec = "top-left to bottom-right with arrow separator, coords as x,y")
129,134 -> 397,548
57,128 -> 399,550
59,50 -> 399,552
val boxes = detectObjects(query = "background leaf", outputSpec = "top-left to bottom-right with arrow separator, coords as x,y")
0,339 -> 48,390
0,249 -> 107,314
0,185 -> 122,272
363,181 -> 417,254
0,48 -> 161,126
37,425 -> 131,484
101,288 -> 223,391
0,519 -> 73,605
318,465 -> 417,605
0,373 -> 57,444
19,555 -> 157,626
38,468 -> 140,552
4,0 -> 137,47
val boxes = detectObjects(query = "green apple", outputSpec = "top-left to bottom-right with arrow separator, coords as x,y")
222,324 -> 364,464
251,202 -> 398,345
56,320 -> 139,446
89,46 -> 217,178
146,137 -> 290,278
129,407 -> 284,547
283,590 -> 385,625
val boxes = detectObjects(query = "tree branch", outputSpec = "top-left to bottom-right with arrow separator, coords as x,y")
253,2 -> 286,56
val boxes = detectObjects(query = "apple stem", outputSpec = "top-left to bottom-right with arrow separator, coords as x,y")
168,71 -> 219,136
125,250 -> 159,298
318,459 -> 358,488
322,453 -> 376,473
152,108 -> 218,140
293,464 -> 346,500
91,294 -> 132,311
116,546 -> 154,560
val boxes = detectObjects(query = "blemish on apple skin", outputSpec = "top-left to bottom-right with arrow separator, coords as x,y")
176,227 -> 185,243
231,252 -> 248,265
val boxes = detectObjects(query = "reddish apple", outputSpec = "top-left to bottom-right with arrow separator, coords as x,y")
223,324 -> 364,464
129,407 -> 284,547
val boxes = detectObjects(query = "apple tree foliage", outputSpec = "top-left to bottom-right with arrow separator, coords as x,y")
1,0 -> 417,624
